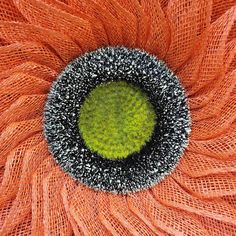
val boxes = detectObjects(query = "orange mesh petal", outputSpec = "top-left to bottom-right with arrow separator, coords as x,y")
199,216 -> 236,236
188,6 -> 235,95
188,125 -> 236,159
188,41 -> 235,110
0,141 -> 49,235
176,31 -> 208,89
173,169 -> 236,198
126,194 -> 169,236
224,39 -> 236,72
0,22 -> 82,63
191,71 -> 236,124
13,0 -> 98,51
0,200 -> 13,229
0,73 -> 50,113
61,179 -> 83,236
223,195 -> 236,207
109,194 -> 157,236
165,0 -> 211,70
160,0 -> 169,9
68,185 -> 109,235
0,62 -> 57,83
43,167 -> 73,235
115,0 -> 150,48
191,93 -> 236,140
128,191 -> 209,235
152,177 -> 236,224
98,193 -> 133,236
212,0 -> 235,22
0,95 -> 46,133
31,156 -> 56,235
0,42 -> 63,71
0,133 -> 43,206
41,0 -> 109,47
179,151 -> 236,177
5,215 -> 32,236
0,118 -> 43,165
140,0 -> 170,58
68,0 -> 124,46
94,0 -> 137,47
0,73 -> 50,95
0,0 -> 26,22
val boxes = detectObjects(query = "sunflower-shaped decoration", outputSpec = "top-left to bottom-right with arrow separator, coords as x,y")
0,0 -> 236,235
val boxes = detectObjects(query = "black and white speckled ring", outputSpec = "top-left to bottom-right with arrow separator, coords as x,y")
44,47 -> 191,194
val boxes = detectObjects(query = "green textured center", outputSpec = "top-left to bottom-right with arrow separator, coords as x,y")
78,81 -> 156,160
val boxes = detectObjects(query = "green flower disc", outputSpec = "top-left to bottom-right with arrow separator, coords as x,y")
78,81 -> 156,160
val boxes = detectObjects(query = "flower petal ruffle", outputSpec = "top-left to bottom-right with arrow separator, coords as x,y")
0,141 -> 49,235
152,176 -> 236,224
128,191 -> 209,236
178,151 -> 236,177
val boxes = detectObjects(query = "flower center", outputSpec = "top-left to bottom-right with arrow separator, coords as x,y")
78,81 -> 156,160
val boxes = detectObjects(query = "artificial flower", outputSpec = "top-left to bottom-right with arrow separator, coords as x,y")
0,0 -> 235,235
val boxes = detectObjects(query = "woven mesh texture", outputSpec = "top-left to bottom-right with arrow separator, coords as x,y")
0,0 -> 235,235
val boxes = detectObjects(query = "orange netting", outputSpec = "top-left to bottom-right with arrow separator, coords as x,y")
0,0 -> 235,235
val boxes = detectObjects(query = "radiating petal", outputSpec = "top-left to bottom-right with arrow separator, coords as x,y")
126,194 -> 170,236
140,0 -> 170,58
115,0 -> 149,48
98,192 -> 131,236
61,179 -> 83,235
40,0 -> 109,47
0,141 -> 49,235
0,133 -> 43,206
223,195 -> 236,207
69,185 -> 109,235
165,0 -> 211,70
224,39 -> 236,73
128,191 -> 209,235
173,169 -> 236,198
6,215 -> 32,236
43,167 -> 72,235
0,118 -> 43,165
188,42 -> 236,110
176,32 -> 208,88
109,194 -> 157,236
0,0 -> 26,22
191,71 -> 236,124
188,6 -> 235,95
31,156 -> 56,235
93,0 -> 137,47
178,151 -> 236,177
152,177 -> 236,224
0,73 -> 50,94
212,0 -> 235,22
0,73 -> 50,113
0,95 -> 46,133
0,62 -> 57,83
191,94 -> 236,140
199,216 -> 236,236
68,0 -> 123,46
0,22 -> 82,63
0,42 -> 63,71
13,0 -> 98,51
0,200 -> 12,229
188,125 -> 236,159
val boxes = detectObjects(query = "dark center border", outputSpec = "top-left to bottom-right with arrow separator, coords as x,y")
44,47 -> 191,194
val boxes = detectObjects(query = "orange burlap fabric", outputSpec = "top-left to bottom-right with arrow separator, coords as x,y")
0,0 -> 236,235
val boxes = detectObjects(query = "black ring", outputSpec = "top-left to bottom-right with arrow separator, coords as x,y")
44,47 -> 191,194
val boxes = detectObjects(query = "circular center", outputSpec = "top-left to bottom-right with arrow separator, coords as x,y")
78,81 -> 156,160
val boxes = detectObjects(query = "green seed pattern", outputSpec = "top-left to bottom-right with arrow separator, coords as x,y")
78,81 -> 156,160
